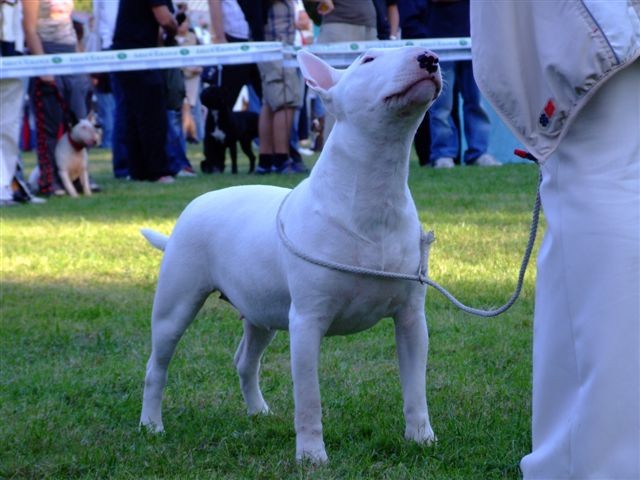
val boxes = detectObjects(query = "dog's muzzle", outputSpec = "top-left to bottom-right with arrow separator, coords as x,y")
417,53 -> 439,74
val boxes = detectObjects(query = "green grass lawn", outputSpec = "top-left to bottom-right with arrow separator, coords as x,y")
1,146 -> 540,479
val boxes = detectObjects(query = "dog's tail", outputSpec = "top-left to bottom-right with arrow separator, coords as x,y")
140,228 -> 169,252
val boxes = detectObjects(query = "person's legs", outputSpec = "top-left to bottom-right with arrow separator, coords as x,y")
118,73 -> 143,181
134,70 -> 171,181
273,107 -> 293,154
110,73 -> 129,178
32,79 -> 64,195
428,61 -> 458,164
456,61 -> 491,164
258,102 -> 275,172
0,79 -> 24,202
165,109 -> 186,175
96,91 -> 114,149
521,60 -> 640,479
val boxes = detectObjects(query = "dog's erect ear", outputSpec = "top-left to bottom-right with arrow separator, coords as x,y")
297,50 -> 342,98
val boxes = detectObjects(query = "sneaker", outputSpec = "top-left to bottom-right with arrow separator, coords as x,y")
298,146 -> 314,156
254,165 -> 272,175
474,153 -> 502,167
177,168 -> 197,177
154,175 -> 175,184
276,160 -> 308,174
433,157 -> 455,169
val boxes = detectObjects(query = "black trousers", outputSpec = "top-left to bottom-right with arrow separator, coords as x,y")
116,69 -> 171,181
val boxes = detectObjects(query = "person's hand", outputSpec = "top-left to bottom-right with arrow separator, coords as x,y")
39,75 -> 55,84
212,34 -> 227,44
317,0 -> 334,15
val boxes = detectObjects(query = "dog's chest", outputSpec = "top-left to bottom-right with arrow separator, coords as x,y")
56,140 -> 87,178
322,278 -> 417,335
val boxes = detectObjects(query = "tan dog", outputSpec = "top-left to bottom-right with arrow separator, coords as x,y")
55,119 -> 98,197
28,118 -> 99,197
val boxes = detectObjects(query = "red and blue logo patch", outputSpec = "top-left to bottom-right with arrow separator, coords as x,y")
539,98 -> 556,127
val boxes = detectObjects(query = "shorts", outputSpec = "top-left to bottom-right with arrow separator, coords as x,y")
258,60 -> 302,111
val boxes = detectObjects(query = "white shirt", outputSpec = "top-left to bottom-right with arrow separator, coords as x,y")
220,0 -> 249,40
92,0 -> 119,49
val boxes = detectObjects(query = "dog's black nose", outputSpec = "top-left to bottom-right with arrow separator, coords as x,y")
417,53 -> 439,74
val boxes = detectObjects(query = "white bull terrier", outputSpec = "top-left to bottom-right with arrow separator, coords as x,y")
139,47 -> 442,463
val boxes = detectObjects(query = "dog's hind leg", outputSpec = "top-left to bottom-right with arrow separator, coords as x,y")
229,142 -> 238,174
239,138 -> 256,173
393,304 -> 435,445
140,266 -> 211,433
234,318 -> 276,415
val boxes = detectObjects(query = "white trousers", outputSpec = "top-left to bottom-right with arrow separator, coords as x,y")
0,78 -> 24,201
521,61 -> 640,478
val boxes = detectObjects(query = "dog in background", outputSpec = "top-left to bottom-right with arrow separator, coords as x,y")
29,117 -> 98,197
200,85 -> 259,174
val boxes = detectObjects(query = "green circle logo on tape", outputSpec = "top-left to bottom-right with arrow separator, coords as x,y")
180,49 -> 189,56
405,41 -> 415,46
117,53 -> 127,60
52,57 -> 62,64
350,43 -> 359,51
241,45 -> 250,51
460,39 -> 469,46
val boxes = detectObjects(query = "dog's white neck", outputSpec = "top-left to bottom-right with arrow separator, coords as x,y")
306,116 -> 419,241
310,118 -> 415,200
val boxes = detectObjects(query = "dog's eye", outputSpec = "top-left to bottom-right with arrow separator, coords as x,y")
361,56 -> 375,65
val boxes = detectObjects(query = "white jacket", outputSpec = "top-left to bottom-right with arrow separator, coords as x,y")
471,1 -> 640,163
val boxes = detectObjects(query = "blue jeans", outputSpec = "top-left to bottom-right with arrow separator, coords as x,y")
165,109 -> 191,174
429,61 -> 490,165
96,91 -> 114,149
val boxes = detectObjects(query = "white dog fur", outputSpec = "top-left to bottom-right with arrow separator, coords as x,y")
140,47 -> 442,463
29,119 -> 98,197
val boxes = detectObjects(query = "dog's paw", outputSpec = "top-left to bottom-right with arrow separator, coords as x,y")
139,419 -> 164,434
404,424 -> 436,445
247,402 -> 270,416
296,443 -> 328,465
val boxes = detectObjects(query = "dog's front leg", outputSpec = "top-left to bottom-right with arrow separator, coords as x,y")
79,170 -> 92,196
58,170 -> 78,197
393,304 -> 435,445
289,305 -> 329,463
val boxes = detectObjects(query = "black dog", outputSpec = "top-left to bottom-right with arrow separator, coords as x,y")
200,85 -> 259,174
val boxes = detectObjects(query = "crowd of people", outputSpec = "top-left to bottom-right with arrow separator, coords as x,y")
1,0 -> 500,206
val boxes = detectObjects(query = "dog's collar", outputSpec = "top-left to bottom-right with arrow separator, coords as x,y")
67,132 -> 86,151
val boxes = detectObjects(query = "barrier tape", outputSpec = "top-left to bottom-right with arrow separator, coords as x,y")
0,37 -> 471,79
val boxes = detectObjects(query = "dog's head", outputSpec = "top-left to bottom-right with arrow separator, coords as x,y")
298,47 -> 441,129
200,85 -> 227,111
69,119 -> 99,148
